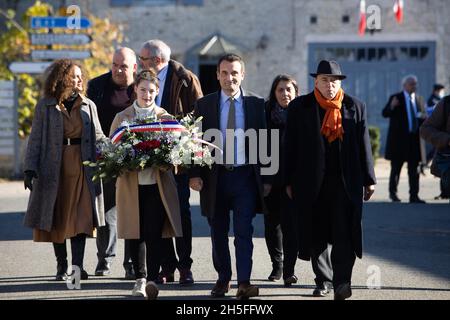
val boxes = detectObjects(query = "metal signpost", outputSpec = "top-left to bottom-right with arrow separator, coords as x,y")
30,33 -> 92,45
31,50 -> 91,60
31,16 -> 91,29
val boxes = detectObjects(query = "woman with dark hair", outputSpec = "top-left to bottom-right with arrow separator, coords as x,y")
109,70 -> 182,299
23,59 -> 105,281
264,74 -> 300,286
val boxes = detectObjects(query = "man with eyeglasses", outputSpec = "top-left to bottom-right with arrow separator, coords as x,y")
139,39 -> 203,286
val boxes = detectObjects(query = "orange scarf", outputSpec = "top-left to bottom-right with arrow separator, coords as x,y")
314,87 -> 345,143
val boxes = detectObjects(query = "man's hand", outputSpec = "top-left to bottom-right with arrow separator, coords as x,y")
390,96 -> 400,110
263,184 -> 272,197
189,177 -> 203,192
24,170 -> 37,191
286,185 -> 293,200
364,185 -> 375,201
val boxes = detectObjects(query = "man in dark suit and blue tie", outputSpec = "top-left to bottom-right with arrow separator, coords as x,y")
382,75 -> 427,203
189,54 -> 268,299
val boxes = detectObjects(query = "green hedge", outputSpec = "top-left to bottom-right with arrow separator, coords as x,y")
369,126 -> 381,160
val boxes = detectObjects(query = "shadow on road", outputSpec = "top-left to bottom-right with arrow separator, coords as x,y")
363,202 -> 450,281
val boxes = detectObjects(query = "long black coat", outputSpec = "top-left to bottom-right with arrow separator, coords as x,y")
382,92 -> 426,162
190,89 -> 267,218
285,92 -> 376,260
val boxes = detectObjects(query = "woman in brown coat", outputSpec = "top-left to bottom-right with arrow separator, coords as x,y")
23,59 -> 106,281
109,70 -> 182,299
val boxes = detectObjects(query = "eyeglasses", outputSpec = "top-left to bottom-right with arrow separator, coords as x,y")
138,56 -> 151,62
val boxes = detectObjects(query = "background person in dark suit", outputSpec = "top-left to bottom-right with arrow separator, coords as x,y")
285,60 -> 376,300
139,40 -> 203,286
189,54 -> 267,299
382,75 -> 427,203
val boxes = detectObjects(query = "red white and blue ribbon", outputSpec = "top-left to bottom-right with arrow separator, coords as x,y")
110,120 -> 186,144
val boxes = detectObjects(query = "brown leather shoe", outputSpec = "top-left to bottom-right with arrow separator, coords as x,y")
211,281 -> 230,298
236,283 -> 259,300
179,269 -> 194,286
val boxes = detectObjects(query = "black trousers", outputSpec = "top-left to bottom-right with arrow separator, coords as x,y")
264,186 -> 299,278
389,159 -> 420,198
129,184 -> 166,281
311,174 -> 356,289
53,233 -> 86,269
160,173 -> 193,273
389,134 -> 420,198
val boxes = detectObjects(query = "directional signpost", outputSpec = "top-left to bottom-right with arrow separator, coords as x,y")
30,33 -> 91,45
31,16 -> 91,29
31,50 -> 91,60
9,62 -> 52,74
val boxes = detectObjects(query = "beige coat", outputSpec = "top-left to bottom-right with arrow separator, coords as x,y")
110,105 -> 182,239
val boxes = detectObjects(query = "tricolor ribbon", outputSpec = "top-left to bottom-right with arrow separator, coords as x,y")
110,120 -> 186,144
110,120 -> 223,154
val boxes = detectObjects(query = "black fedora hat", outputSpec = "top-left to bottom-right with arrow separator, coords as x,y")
310,60 -> 346,80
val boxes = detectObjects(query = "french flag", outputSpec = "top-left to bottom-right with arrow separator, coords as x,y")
393,0 -> 404,24
358,0 -> 366,36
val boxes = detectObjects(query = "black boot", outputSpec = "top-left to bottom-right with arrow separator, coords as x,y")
71,234 -> 88,280
53,241 -> 68,281
268,263 -> 283,281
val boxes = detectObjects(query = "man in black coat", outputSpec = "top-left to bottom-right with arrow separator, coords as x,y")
87,47 -> 141,279
189,54 -> 268,299
285,60 -> 376,300
382,75 -> 427,203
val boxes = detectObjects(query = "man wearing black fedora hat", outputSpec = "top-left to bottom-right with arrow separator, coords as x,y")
284,60 -> 376,300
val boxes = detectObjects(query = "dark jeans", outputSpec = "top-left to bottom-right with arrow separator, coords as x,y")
208,166 -> 258,284
129,184 -> 166,281
264,186 -> 299,278
160,173 -> 193,273
311,174 -> 356,289
53,233 -> 87,269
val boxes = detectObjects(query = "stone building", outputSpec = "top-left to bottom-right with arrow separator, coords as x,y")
2,0 -> 450,153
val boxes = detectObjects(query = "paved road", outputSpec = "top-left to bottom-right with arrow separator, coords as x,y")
0,160 -> 449,300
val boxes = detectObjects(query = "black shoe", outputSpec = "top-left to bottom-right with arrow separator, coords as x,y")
95,261 -> 111,276
334,283 -> 352,300
390,194 -> 401,202
124,266 -> 136,280
55,263 -> 68,281
179,269 -> 194,286
410,197 -> 426,204
313,283 -> 331,297
268,267 -> 282,281
283,275 -> 298,287
80,269 -> 89,280
155,271 -> 175,284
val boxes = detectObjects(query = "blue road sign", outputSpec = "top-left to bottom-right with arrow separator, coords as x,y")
31,16 -> 91,29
